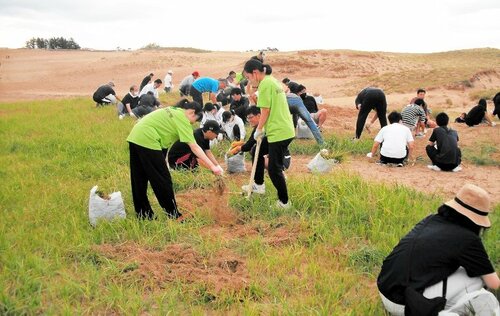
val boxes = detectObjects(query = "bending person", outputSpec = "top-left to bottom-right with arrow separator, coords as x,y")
354,87 -> 387,139
126,99 -> 223,221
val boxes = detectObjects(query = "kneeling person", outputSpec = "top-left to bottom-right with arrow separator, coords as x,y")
367,111 -> 414,166
168,120 -> 221,170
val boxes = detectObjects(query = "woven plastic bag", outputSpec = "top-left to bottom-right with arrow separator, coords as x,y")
296,118 -> 314,139
307,151 -> 338,173
88,185 -> 126,227
225,152 -> 246,173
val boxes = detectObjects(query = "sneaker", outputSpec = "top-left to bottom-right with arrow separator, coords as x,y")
427,165 -> 441,171
396,163 -> 404,167
276,200 -> 291,209
452,166 -> 462,172
241,183 -> 265,194
118,114 -> 125,120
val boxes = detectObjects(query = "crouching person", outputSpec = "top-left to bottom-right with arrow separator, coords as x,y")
126,99 -> 223,221
167,120 -> 222,170
367,111 -> 414,166
426,112 -> 462,172
377,184 -> 500,316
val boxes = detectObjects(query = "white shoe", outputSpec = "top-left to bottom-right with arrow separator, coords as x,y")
118,114 -> 125,120
427,165 -> 441,171
452,166 -> 462,172
276,200 -> 291,209
241,183 -> 265,194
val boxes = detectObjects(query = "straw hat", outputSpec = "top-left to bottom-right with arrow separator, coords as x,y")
444,184 -> 492,227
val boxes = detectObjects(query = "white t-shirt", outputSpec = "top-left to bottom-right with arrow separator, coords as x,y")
164,74 -> 173,88
374,123 -> 414,159
139,83 -> 159,98
222,115 -> 246,141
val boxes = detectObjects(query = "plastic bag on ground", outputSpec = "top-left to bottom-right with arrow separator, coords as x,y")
296,118 -> 314,139
307,152 -> 338,173
225,152 -> 246,173
88,185 -> 126,227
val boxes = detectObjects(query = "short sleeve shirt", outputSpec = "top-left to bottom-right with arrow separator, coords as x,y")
127,107 -> 195,150
377,214 -> 494,304
121,93 -> 139,109
167,128 -> 208,161
192,78 -> 219,93
428,127 -> 460,164
257,75 -> 295,143
374,123 -> 413,159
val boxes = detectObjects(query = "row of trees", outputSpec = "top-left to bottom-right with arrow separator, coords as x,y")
25,37 -> 81,50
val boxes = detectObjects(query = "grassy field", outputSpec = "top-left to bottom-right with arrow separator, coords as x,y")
0,98 -> 498,314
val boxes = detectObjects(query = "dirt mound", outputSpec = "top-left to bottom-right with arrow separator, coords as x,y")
95,242 -> 249,293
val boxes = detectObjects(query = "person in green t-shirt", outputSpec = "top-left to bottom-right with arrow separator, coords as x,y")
242,59 -> 295,209
126,99 -> 223,221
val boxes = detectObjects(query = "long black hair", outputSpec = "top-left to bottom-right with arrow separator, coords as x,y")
243,59 -> 272,75
437,204 -> 482,235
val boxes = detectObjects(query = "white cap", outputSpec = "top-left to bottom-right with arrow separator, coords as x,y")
168,70 -> 173,74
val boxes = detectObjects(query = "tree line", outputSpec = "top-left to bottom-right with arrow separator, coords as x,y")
25,37 -> 81,50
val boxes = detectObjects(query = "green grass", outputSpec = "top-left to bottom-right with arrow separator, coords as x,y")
0,98 -> 498,314
462,144 -> 500,166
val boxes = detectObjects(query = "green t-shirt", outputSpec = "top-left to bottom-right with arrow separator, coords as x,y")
126,107 -> 196,150
257,75 -> 295,143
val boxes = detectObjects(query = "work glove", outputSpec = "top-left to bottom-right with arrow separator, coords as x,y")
254,129 -> 264,140
230,140 -> 245,148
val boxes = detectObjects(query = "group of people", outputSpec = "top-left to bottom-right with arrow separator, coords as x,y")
357,87 -> 498,172
92,54 -> 499,315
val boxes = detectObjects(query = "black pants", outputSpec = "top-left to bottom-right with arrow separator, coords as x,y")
129,142 -> 181,219
189,87 -> 203,106
380,154 -> 405,164
250,137 -> 269,186
355,93 -> 388,138
233,125 -> 241,141
268,138 -> 293,204
426,145 -> 461,171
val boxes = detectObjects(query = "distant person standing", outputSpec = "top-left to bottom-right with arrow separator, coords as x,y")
465,99 -> 496,127
140,73 -> 154,91
179,71 -> 200,97
189,77 -> 227,107
251,51 -> 265,63
354,87 -> 387,139
426,112 -> 462,172
93,81 -> 121,107
163,70 -> 173,93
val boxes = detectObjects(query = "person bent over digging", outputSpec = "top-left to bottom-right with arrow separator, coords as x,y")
126,99 -> 223,221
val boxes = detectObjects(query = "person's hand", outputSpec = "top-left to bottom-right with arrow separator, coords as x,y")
366,152 -> 373,158
130,112 -> 136,118
211,165 -> 223,176
254,129 -> 264,140
217,133 -> 224,141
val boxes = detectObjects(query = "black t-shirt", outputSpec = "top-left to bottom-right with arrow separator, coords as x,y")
301,94 -> 319,113
465,105 -> 486,126
377,214 -> 494,304
168,129 -> 208,164
428,127 -> 460,164
93,85 -> 115,100
140,76 -> 151,91
121,93 -> 139,110
355,87 -> 387,109
138,93 -> 159,107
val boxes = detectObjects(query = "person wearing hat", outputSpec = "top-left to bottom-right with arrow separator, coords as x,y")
163,70 -> 174,93
127,99 -> 223,221
92,81 -> 121,107
377,183 -> 499,315
179,71 -> 200,97
167,120 -> 222,170
221,110 -> 246,141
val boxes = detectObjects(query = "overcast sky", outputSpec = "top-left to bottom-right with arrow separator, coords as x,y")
1,0 -> 499,53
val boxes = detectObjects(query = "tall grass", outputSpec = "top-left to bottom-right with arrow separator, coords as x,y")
0,98 -> 498,314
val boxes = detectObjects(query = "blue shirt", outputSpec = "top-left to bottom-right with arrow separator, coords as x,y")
192,77 -> 219,93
